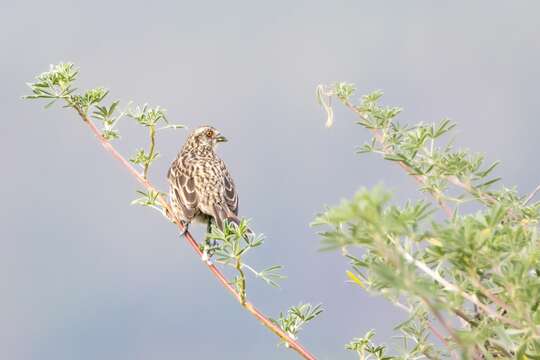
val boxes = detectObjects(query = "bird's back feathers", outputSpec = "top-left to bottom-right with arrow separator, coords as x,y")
168,132 -> 239,231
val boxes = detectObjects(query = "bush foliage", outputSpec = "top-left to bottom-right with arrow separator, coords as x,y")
315,83 -> 540,359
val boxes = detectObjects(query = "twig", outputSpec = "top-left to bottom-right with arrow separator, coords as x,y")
143,125 -> 156,179
235,257 -> 247,305
394,243 -> 522,329
423,300 -> 460,360
469,274 -> 512,314
446,176 -> 497,206
451,307 -> 476,326
425,315 -> 459,360
392,295 -> 456,357
421,298 -> 461,349
523,184 -> 540,206
74,107 -> 317,360
427,323 -> 450,350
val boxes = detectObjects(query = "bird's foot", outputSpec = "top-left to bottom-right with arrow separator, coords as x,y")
179,221 -> 190,237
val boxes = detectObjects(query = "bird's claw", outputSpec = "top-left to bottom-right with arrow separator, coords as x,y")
179,221 -> 190,237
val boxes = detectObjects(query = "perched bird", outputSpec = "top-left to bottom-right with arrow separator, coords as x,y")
167,126 -> 240,234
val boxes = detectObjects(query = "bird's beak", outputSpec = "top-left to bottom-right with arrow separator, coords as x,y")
216,135 -> 228,143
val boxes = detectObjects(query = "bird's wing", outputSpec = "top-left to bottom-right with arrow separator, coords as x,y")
206,159 -> 239,230
211,203 -> 240,230
167,160 -> 199,221
223,167 -> 239,216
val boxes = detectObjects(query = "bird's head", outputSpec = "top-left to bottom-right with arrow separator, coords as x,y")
184,125 -> 228,153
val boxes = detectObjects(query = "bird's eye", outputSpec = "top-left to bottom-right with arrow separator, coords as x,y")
206,130 -> 214,138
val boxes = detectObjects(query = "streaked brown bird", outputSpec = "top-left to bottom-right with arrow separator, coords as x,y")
167,126 -> 239,235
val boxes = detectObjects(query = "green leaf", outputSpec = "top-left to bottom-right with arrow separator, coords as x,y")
346,270 -> 366,289
477,177 -> 501,189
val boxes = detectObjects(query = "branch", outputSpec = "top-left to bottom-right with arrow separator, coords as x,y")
420,296 -> 462,348
451,307 -> 476,326
446,176 -> 497,207
341,99 -> 454,219
395,244 -> 522,329
427,323 -> 452,353
143,125 -> 156,179
468,273 -> 512,314
422,298 -> 461,360
74,108 -> 317,360
392,296 -> 456,358
523,184 -> 540,206
235,257 -> 247,305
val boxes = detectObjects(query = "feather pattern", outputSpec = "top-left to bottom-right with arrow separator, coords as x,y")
167,126 -> 239,230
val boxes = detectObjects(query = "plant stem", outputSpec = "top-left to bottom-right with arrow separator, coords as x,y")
422,297 -> 462,351
426,322 -> 453,359
523,184 -> 540,205
73,106 -> 318,360
469,273 -> 513,314
236,257 -> 247,305
451,308 -> 476,326
143,125 -> 156,179
395,243 -> 522,329
446,176 -> 496,207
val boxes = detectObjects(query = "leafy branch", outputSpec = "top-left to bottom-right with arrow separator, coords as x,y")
25,63 -> 319,360
93,100 -> 124,140
346,330 -> 398,360
271,303 -> 323,346
315,83 -> 540,359
126,104 -> 176,179
206,219 -> 286,304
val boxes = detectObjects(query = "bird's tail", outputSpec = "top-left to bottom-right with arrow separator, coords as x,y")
213,205 -> 252,234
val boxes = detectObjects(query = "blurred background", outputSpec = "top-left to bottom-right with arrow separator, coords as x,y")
2,1 -> 540,359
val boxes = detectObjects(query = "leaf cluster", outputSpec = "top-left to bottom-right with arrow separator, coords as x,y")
345,330 -> 394,360
207,220 -> 286,291
93,101 -> 123,140
25,63 -> 78,107
127,104 -> 168,127
271,303 -> 323,343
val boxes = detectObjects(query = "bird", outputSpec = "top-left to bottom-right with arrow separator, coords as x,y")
167,125 -> 240,236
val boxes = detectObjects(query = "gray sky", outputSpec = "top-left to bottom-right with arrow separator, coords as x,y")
2,1 -> 540,359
